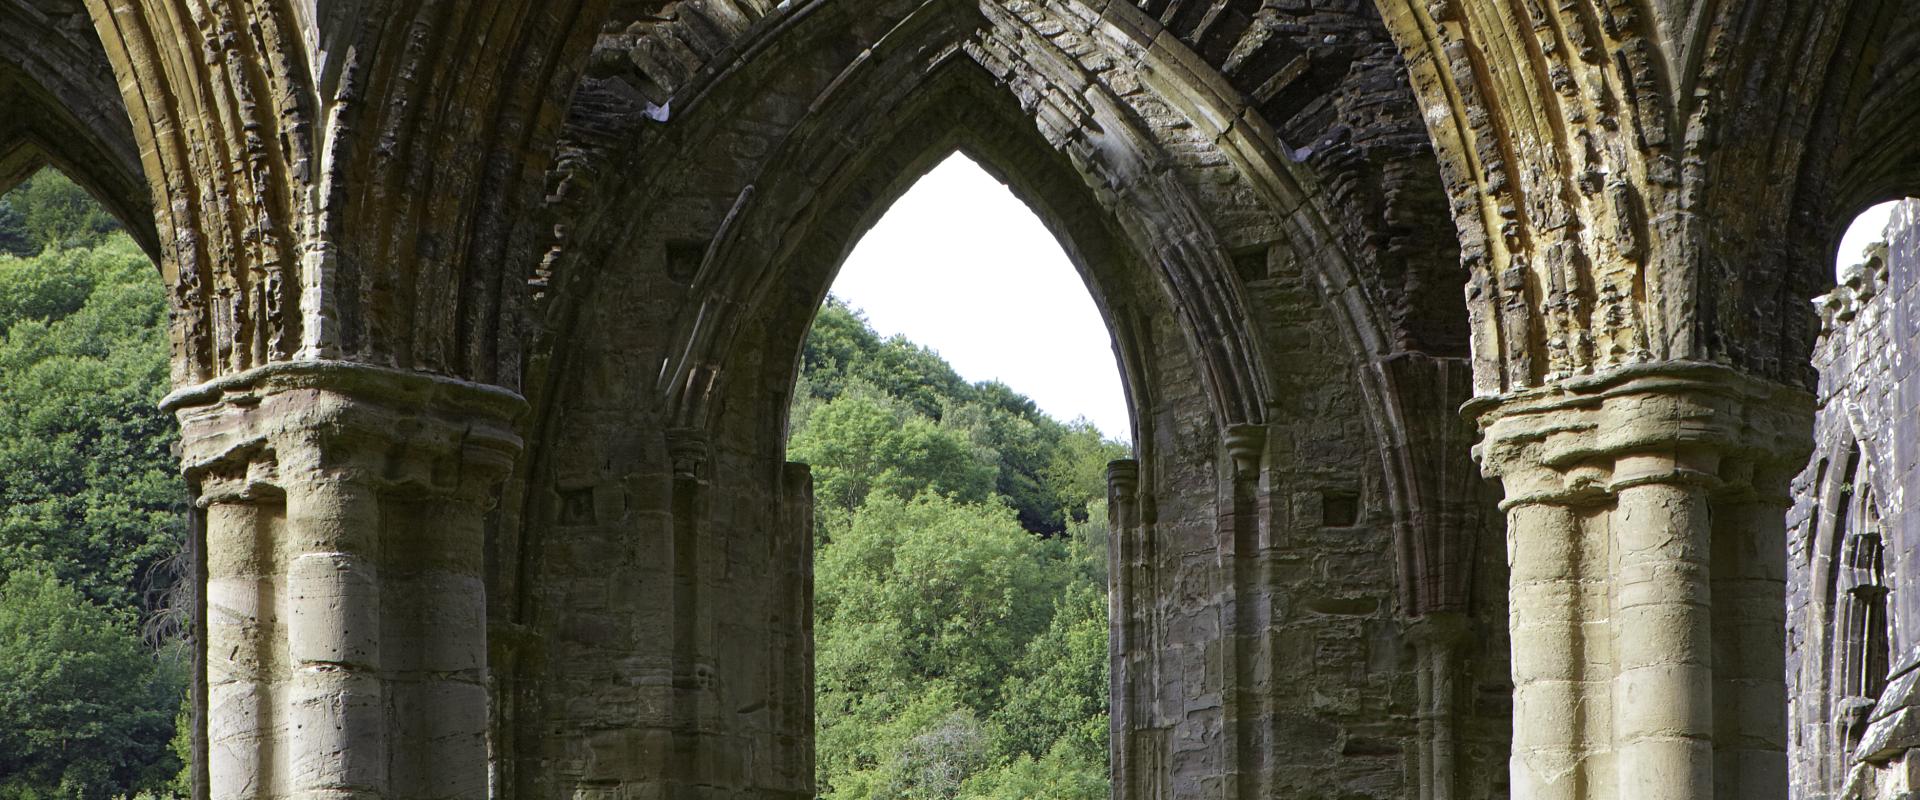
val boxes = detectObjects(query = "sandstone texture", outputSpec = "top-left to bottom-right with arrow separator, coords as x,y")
2,1 -> 1917,799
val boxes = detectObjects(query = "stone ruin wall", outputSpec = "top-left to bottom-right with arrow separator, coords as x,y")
1791,200 -> 1920,799
502,2 -> 1513,796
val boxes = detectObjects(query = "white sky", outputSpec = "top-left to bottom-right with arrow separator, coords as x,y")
1838,200 -> 1902,275
829,153 -> 1132,442
833,158 -> 1903,443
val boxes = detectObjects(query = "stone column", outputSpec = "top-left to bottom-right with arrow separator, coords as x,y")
1222,425 -> 1268,800
1407,612 -> 1470,800
1106,458 -> 1150,800
168,362 -> 524,800
1471,364 -> 1809,800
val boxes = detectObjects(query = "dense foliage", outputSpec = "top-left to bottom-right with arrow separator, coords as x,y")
0,172 -> 123,259
793,300 -> 1129,799
0,172 -> 1125,799
793,299 -> 1122,534
0,571 -> 185,798
0,170 -> 187,799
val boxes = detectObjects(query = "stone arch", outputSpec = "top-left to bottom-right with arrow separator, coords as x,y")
0,0 -> 156,257
670,71 -> 1198,445
1828,9 -> 1920,218
502,2 -> 1505,798
541,0 -> 1490,617
1791,426 -> 1895,792
652,64 -> 1269,444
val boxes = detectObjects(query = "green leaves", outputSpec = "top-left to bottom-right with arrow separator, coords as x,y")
0,182 -> 184,799
796,298 -> 1126,799
0,169 -> 122,257
813,497 -> 1109,799
0,171 -> 123,258
0,235 -> 180,614
794,300 -> 1129,535
0,570 -> 186,800
789,390 -> 998,520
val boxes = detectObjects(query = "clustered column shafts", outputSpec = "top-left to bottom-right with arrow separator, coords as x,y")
1473,363 -> 1810,800
169,362 -> 525,800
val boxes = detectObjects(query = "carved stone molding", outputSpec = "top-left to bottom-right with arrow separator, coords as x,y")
168,360 -> 527,505
1472,361 -> 1814,508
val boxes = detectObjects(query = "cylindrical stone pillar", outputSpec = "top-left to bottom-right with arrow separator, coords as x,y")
284,474 -> 388,796
170,362 -> 526,800
203,501 -> 276,800
1610,456 -> 1715,799
385,494 -> 493,798
1505,499 -> 1596,800
1710,475 -> 1792,796
1474,364 -> 1812,800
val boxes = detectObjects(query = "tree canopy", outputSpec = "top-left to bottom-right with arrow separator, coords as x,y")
794,298 -> 1129,799
0,170 -> 185,799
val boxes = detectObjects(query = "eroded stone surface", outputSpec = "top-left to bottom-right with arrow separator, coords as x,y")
5,1 -> 1919,799
1790,201 -> 1920,800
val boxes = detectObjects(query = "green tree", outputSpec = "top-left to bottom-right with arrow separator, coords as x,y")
819,684 -> 991,800
787,296 -> 1130,797
815,496 -> 1065,711
794,299 -> 1131,535
958,742 -> 1108,800
814,496 -> 1076,795
0,170 -> 122,256
1043,421 -> 1131,524
0,569 -> 186,800
0,245 -> 102,335
787,389 -> 998,521
799,299 -> 973,420
0,194 -> 30,257
0,235 -> 182,613
990,581 -> 1108,762
0,178 -> 184,800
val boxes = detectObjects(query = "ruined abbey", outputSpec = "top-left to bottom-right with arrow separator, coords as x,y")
3,0 -> 1919,798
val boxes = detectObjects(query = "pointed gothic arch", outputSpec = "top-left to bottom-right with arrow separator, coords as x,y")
501,2 -> 1504,797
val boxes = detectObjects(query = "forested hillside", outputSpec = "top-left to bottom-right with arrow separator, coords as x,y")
791,300 -> 1127,799
0,171 -> 187,799
0,175 -> 1126,799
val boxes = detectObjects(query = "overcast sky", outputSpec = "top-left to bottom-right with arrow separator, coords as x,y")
1839,201 -> 1901,274
828,154 -> 1132,442
830,156 -> 1907,444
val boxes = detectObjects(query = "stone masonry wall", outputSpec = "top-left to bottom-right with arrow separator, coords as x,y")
1790,200 -> 1920,799
497,3 -> 1509,798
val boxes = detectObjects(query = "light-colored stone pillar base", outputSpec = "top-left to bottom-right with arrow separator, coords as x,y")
166,362 -> 525,800
1471,363 -> 1810,800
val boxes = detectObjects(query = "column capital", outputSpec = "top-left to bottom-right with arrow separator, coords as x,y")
1468,361 -> 1812,508
165,360 -> 527,504
666,428 -> 711,480
1106,459 -> 1140,500
1223,424 -> 1266,479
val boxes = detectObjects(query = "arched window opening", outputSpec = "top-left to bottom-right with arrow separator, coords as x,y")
787,152 -> 1130,797
1836,200 -> 1905,279
0,166 -> 188,797
1829,442 -> 1893,752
